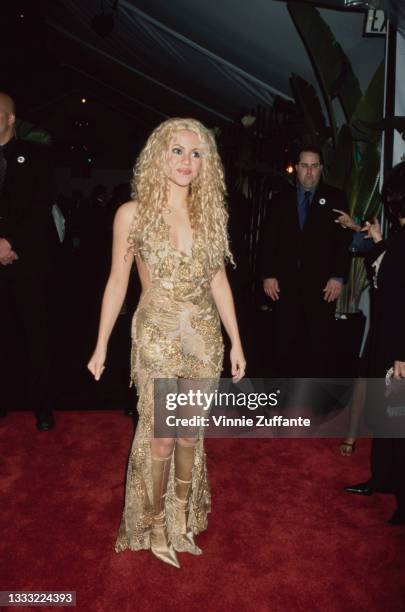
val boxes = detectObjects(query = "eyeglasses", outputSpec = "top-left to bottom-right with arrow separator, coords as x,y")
298,163 -> 321,170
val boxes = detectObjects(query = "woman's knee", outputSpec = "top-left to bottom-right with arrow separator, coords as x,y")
176,437 -> 198,448
151,437 -> 175,458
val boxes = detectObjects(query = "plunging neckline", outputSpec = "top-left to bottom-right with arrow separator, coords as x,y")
160,214 -> 194,257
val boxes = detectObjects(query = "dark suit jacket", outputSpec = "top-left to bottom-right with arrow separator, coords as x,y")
0,137 -> 55,273
365,226 -> 405,374
260,182 -> 351,301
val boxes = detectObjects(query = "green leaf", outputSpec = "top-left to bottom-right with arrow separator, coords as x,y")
288,2 -> 362,127
337,258 -> 369,314
15,119 -> 51,145
350,61 -> 385,143
349,142 -> 381,220
356,115 -> 405,138
289,73 -> 330,144
325,125 -> 354,193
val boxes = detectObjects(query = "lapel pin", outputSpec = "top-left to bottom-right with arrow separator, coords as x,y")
17,156 -> 25,163
319,198 -> 326,205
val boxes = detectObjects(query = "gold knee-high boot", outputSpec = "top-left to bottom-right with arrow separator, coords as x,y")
173,441 -> 202,555
150,454 -> 180,568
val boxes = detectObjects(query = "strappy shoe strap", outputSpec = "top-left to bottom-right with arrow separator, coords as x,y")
173,495 -> 188,507
175,477 -> 192,485
151,454 -> 173,461
174,476 -> 192,503
152,510 -> 167,528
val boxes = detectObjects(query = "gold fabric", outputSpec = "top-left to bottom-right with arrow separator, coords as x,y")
149,455 -> 180,568
172,441 -> 202,555
115,215 -> 223,553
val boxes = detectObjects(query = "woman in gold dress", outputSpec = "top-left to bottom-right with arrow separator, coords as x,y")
88,118 -> 246,568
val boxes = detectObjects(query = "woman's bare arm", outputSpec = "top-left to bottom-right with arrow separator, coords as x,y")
87,201 -> 136,379
210,267 -> 246,381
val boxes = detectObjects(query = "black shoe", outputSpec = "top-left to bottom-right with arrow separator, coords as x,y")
388,509 -> 405,525
36,413 -> 55,431
124,406 -> 135,417
344,481 -> 374,496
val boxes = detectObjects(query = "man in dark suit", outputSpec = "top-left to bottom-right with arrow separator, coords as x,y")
0,92 -> 56,430
260,147 -> 351,377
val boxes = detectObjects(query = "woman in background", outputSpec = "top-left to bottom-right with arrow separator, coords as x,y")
343,162 -> 405,524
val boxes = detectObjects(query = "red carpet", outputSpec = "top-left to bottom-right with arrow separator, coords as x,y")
1,412 -> 404,612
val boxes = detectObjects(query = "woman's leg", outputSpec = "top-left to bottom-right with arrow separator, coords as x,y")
149,437 -> 180,567
172,436 -> 201,553
174,437 -> 197,513
170,377 -> 211,554
340,378 -> 366,455
151,438 -> 175,458
389,439 -> 405,524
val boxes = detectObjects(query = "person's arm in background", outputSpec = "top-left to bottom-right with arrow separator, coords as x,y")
362,218 -> 405,377
7,146 -> 55,256
323,191 -> 352,302
363,217 -> 386,265
333,210 -> 361,232
260,193 -> 281,301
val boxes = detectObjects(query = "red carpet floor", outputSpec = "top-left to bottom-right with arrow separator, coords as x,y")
1,411 -> 404,612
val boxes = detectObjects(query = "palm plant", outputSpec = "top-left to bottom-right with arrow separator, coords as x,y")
288,1 -> 385,312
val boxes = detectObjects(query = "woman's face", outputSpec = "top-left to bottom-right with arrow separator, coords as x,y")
164,129 -> 203,188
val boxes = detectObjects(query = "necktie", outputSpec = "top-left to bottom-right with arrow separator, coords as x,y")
298,190 -> 311,231
0,145 -> 7,196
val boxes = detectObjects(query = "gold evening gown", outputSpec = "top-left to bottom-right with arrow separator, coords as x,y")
115,214 -> 224,554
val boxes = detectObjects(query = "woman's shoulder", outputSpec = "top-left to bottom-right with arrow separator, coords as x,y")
114,200 -> 139,227
117,199 -> 138,216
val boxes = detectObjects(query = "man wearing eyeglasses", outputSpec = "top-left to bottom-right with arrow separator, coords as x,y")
260,147 -> 351,378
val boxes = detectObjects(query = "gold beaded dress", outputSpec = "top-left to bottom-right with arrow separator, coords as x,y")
115,215 -> 224,554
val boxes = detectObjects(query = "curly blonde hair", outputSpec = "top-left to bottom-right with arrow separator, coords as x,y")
128,117 -> 234,272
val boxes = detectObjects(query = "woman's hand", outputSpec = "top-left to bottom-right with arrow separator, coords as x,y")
230,344 -> 246,382
333,209 -> 361,231
87,346 -> 107,381
362,218 -> 382,243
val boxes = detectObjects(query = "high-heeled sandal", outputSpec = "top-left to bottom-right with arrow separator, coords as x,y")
172,477 -> 202,555
340,440 -> 357,456
150,509 -> 180,568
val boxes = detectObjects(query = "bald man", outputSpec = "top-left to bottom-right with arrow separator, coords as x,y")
0,92 -> 56,430
0,94 -> 18,264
